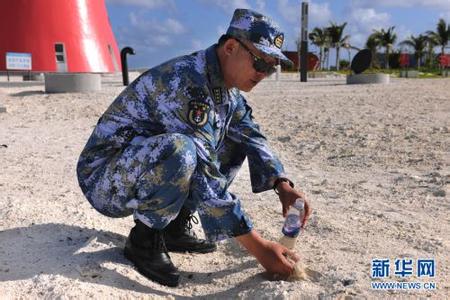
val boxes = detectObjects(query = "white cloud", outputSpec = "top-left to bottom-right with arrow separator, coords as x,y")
217,25 -> 227,36
351,0 -> 450,10
197,0 -> 251,13
174,39 -> 209,58
165,18 -> 186,34
309,2 -> 332,25
152,35 -> 171,47
352,0 -> 450,28
439,11 -> 450,21
344,1 -> 450,49
106,0 -> 176,10
346,7 -> 391,48
129,12 -> 139,26
191,39 -> 204,50
277,0 -> 297,23
277,1 -> 332,26
116,12 -> 187,53
350,8 -> 390,31
128,12 -> 186,35
255,0 -> 266,12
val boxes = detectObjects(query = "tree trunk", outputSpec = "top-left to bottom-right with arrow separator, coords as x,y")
386,47 -> 390,69
427,46 -> 433,68
336,47 -> 340,71
373,49 -> 378,68
370,50 -> 374,69
319,46 -> 323,71
327,52 -> 330,70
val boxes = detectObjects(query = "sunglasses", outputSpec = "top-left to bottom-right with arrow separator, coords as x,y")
235,39 -> 277,75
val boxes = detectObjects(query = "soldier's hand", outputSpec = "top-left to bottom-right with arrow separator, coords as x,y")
236,230 -> 299,279
256,240 -> 300,278
276,182 -> 311,227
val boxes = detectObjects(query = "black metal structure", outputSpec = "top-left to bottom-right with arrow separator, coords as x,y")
300,2 -> 309,82
351,49 -> 372,74
120,46 -> 136,86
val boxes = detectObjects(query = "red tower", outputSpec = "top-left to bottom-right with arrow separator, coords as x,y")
0,0 -> 121,73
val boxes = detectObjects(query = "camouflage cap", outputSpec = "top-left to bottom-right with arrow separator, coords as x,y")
226,8 -> 293,66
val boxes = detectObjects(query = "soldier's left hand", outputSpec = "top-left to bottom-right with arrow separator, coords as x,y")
277,183 -> 311,227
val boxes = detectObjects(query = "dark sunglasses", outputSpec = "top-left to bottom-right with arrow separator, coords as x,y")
235,39 -> 277,75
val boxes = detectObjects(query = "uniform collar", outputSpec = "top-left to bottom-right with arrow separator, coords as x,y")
205,44 -> 228,105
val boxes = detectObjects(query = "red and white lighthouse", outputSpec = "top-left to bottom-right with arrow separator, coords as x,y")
0,0 -> 121,73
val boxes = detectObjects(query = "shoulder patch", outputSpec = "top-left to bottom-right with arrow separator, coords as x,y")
187,87 -> 208,102
188,101 -> 210,127
212,87 -> 222,104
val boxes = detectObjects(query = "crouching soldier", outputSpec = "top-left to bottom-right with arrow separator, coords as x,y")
77,8 -> 311,287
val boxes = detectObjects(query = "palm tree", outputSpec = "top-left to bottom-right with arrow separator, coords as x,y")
326,22 -> 350,71
325,47 -> 331,70
308,27 -> 330,70
366,33 -> 379,69
373,26 -> 397,69
425,34 -> 438,68
400,34 -> 427,68
426,18 -> 450,59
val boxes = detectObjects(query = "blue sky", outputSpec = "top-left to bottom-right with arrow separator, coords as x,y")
105,0 -> 450,69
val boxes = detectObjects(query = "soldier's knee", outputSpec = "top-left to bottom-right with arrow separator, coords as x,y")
166,133 -> 197,173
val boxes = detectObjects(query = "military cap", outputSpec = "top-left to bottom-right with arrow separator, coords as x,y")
226,8 -> 293,66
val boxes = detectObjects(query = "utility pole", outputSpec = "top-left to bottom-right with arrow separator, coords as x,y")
300,1 -> 309,82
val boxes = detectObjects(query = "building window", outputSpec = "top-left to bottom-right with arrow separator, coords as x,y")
55,44 -> 64,53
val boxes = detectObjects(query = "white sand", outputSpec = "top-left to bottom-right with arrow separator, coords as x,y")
0,74 -> 448,298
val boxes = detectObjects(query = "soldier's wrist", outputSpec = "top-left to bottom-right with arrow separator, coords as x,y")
273,178 -> 294,194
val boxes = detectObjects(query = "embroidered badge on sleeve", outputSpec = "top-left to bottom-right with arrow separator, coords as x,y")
188,101 -> 210,127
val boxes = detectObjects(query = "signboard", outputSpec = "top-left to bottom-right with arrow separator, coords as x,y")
6,52 -> 32,70
439,54 -> 449,67
399,53 -> 410,68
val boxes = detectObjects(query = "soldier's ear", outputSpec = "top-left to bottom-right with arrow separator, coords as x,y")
223,39 -> 239,56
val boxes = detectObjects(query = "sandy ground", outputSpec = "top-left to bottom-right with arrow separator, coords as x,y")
0,73 -> 449,299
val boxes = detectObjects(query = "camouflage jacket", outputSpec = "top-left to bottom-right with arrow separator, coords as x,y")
77,45 -> 286,240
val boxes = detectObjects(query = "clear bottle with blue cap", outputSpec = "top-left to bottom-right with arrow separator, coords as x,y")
279,198 -> 305,249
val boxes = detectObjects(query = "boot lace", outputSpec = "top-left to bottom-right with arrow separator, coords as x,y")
185,214 -> 199,237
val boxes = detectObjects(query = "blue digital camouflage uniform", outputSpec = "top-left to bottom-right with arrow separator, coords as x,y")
77,8 -> 291,242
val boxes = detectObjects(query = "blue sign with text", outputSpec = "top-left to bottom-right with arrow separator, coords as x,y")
6,52 -> 32,70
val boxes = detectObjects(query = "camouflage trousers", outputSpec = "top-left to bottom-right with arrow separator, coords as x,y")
84,133 -> 250,238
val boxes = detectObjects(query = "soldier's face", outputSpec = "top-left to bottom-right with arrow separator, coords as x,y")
223,39 -> 276,92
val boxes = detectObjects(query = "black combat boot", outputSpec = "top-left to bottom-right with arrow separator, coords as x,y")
164,207 -> 217,253
124,219 -> 180,287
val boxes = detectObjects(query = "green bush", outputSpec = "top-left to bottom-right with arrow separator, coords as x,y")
339,59 -> 350,69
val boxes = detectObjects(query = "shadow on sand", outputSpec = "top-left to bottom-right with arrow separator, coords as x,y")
0,223 -> 162,294
0,223 -> 266,297
9,90 -> 45,97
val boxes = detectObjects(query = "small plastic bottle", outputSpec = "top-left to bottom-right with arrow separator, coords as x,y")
279,198 -> 305,249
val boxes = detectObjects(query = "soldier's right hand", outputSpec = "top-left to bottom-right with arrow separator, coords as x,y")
236,230 -> 299,279
255,240 -> 299,278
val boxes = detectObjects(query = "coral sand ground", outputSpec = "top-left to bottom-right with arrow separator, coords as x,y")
0,74 -> 448,298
